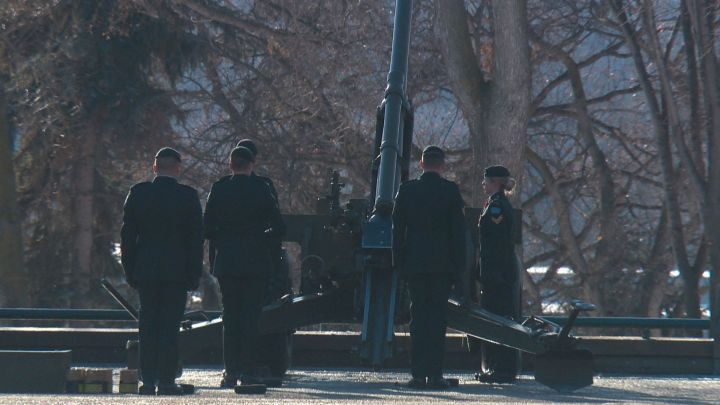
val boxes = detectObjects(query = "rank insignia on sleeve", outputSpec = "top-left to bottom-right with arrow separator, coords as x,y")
491,215 -> 504,224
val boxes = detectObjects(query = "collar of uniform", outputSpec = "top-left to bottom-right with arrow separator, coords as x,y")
489,190 -> 505,201
230,173 -> 251,181
420,171 -> 441,180
153,175 -> 178,184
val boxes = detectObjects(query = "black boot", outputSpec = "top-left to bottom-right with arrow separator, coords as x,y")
404,377 -> 426,389
475,371 -> 516,384
137,383 -> 156,396
220,372 -> 238,388
240,374 -> 264,386
427,376 -> 451,389
157,383 -> 184,396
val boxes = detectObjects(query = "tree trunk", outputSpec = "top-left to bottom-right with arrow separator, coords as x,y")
71,117 -> 99,307
685,0 -> 720,371
610,0 -> 700,318
637,207 -> 670,319
435,0 -> 530,205
682,272 -> 702,317
484,0 -> 531,203
0,85 -> 30,307
522,270 -> 542,314
434,0 -> 487,205
526,149 -> 604,313
532,34 -> 623,310
201,269 -> 221,310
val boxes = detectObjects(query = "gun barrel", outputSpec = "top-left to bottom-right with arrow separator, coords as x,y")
373,0 -> 413,214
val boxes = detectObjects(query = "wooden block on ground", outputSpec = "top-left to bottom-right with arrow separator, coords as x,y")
119,369 -> 138,383
66,368 -> 86,393
0,350 -> 71,393
83,368 -> 112,393
118,382 -> 138,394
119,368 -> 138,394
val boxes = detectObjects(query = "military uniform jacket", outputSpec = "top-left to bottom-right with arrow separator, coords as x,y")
204,174 -> 285,278
120,176 -> 203,285
392,171 -> 466,276
478,191 -> 517,285
217,172 -> 278,205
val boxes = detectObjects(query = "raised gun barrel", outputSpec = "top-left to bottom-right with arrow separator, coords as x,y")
359,0 -> 414,367
363,0 -> 413,248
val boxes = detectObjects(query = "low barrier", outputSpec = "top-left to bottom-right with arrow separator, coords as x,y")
0,308 -> 714,375
0,328 -> 714,374
0,308 -> 710,330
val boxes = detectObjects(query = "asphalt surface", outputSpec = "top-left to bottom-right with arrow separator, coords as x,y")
1,367 -> 718,404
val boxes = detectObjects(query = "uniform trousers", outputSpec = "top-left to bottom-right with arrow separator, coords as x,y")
406,274 -> 453,379
138,283 -> 187,385
480,280 -> 520,376
219,276 -> 267,378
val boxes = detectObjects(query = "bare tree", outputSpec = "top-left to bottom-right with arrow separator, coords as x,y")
434,0 -> 531,204
516,0 -> 678,318
0,84 -> 29,306
602,0 -> 716,334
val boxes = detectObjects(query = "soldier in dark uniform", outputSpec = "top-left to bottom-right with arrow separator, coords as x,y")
392,146 -> 466,389
120,147 -> 203,396
236,139 -> 292,377
235,139 -> 278,203
476,165 -> 520,384
235,139 -> 289,299
204,146 -> 285,388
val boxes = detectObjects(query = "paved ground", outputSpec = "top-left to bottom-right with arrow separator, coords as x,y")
1,367 -> 718,404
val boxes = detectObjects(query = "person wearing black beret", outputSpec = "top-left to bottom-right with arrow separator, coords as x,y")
476,165 -> 520,384
204,146 -> 286,388
234,138 -> 292,370
392,145 -> 466,389
120,147 -> 203,395
235,139 -> 278,203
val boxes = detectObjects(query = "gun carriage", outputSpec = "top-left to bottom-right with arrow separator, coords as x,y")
101,0 -> 595,393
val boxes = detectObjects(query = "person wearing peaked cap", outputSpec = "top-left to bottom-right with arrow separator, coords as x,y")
155,147 -> 182,161
120,147 -> 202,395
234,138 -> 291,369
475,164 -> 520,384
204,145 -> 286,388
392,145 -> 466,389
421,145 -> 445,158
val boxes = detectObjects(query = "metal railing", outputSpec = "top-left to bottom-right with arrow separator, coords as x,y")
0,308 -> 220,322
542,316 -> 709,330
0,308 -> 710,330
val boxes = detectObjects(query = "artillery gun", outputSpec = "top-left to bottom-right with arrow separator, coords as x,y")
104,0 -> 595,393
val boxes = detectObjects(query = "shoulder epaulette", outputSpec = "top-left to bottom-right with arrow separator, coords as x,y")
256,175 -> 273,184
180,184 -> 198,193
399,179 -> 418,189
130,181 -> 151,190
